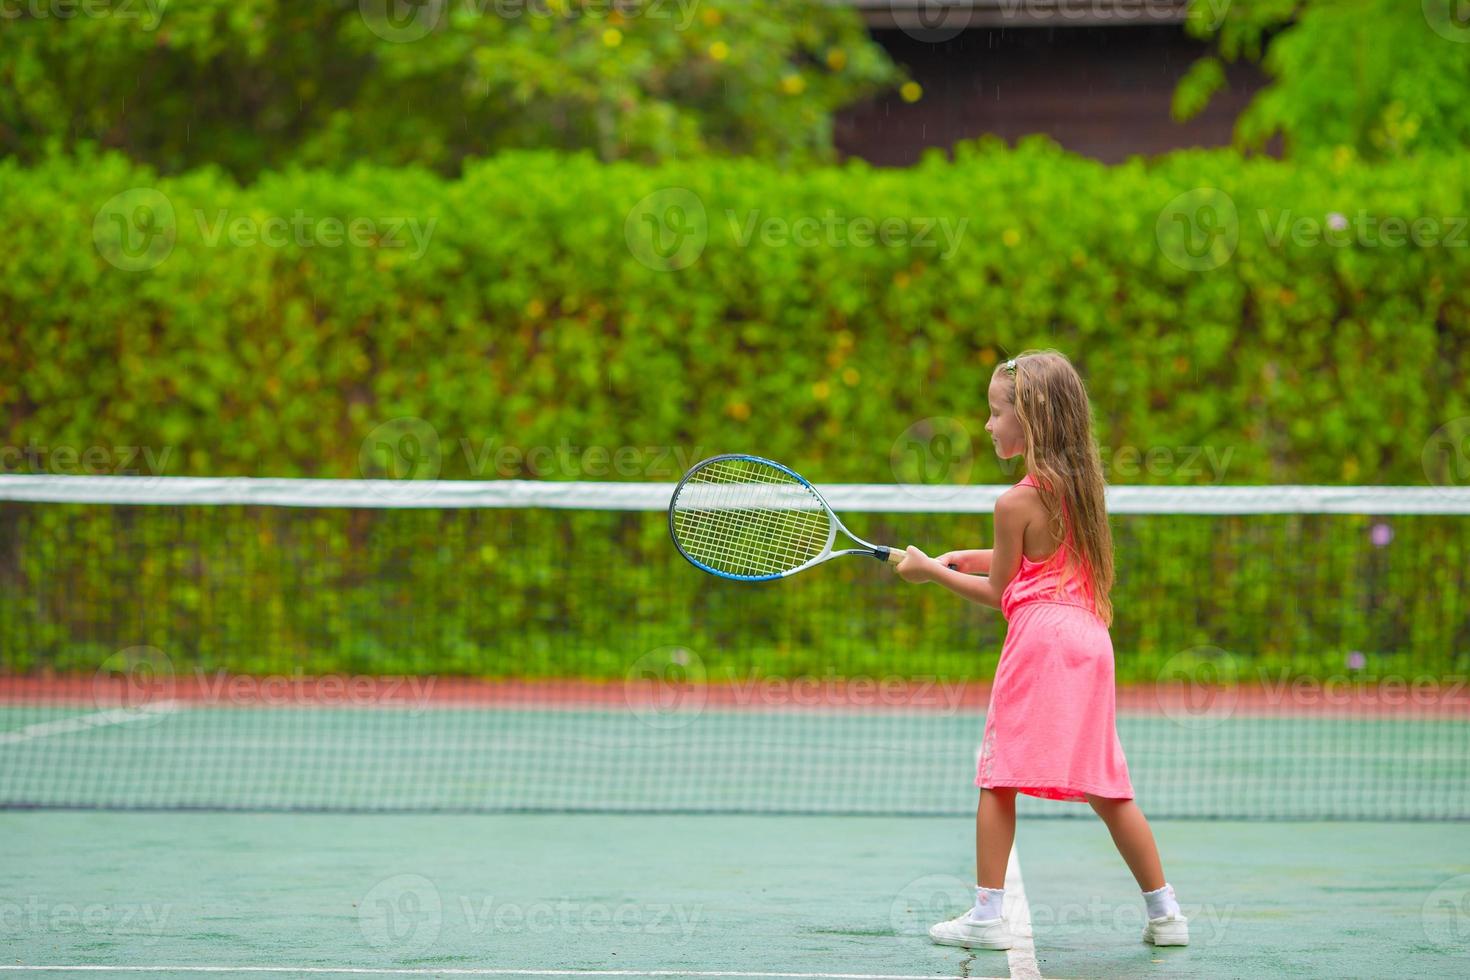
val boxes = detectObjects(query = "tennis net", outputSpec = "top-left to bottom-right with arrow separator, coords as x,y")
1,475 -> 1467,820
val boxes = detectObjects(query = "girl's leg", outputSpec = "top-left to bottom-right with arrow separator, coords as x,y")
1087,795 -> 1189,946
930,791 -> 1018,947
1085,794 -> 1164,892
976,787 -> 1018,889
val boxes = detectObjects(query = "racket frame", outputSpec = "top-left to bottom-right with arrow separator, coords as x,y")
668,453 -> 901,581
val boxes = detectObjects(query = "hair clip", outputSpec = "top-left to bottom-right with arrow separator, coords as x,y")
1004,358 -> 1017,373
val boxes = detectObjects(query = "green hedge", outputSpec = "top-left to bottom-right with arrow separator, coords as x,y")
2,140 -> 1468,680
4,139 -> 1468,485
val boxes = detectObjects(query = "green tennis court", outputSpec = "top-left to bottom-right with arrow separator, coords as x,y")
3,811 -> 1467,979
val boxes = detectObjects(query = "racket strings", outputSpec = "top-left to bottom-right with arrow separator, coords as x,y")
678,496 -> 827,575
677,512 -> 822,569
677,486 -> 823,555
671,459 -> 832,577
674,469 -> 828,572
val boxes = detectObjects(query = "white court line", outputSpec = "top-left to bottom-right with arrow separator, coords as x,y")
975,741 -> 1044,980
0,969 -> 1008,979
1004,843 -> 1042,980
0,702 -> 182,744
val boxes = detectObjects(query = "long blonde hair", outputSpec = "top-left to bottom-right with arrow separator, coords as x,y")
995,349 -> 1114,626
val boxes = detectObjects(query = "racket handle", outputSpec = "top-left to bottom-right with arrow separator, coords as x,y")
878,549 -> 956,570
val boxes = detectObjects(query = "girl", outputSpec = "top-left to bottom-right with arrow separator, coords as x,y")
895,349 -> 1188,951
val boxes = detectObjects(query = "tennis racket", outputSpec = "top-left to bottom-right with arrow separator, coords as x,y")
668,454 -> 913,582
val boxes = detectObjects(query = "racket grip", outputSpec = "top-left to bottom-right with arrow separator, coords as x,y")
878,549 -> 957,569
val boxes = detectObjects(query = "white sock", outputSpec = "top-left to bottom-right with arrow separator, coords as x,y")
1143,883 -> 1180,919
969,885 -> 1005,922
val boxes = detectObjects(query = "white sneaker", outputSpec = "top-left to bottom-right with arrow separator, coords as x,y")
1142,913 -> 1189,946
928,912 -> 1014,950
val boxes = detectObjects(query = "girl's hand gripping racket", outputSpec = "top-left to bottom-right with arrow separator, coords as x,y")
669,454 -> 911,581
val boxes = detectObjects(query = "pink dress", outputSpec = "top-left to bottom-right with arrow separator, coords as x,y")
975,473 -> 1134,802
